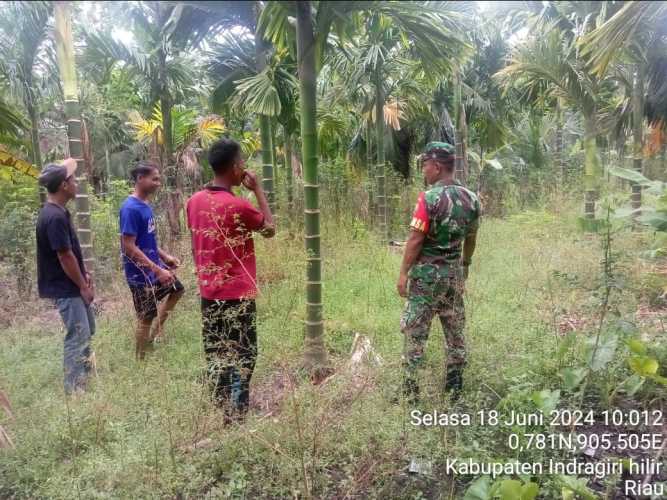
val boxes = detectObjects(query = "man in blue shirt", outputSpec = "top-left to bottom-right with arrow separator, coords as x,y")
119,162 -> 184,359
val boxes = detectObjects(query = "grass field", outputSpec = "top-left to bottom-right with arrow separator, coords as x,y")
1,200 -> 665,499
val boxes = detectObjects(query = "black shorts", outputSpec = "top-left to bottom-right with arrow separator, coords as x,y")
129,279 -> 185,321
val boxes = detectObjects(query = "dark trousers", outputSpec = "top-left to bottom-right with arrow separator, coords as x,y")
201,298 -> 257,412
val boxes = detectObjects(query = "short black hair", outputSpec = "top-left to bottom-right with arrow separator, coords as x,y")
130,161 -> 159,183
208,138 -> 240,175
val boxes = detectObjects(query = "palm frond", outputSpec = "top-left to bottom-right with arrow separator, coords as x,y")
580,2 -> 667,77
238,130 -> 261,158
0,98 -> 28,138
230,69 -> 283,117
0,145 -> 40,179
207,32 -> 257,111
196,115 -> 226,148
127,105 -> 163,145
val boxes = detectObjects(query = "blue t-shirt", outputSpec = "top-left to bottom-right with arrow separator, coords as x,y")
119,196 -> 162,286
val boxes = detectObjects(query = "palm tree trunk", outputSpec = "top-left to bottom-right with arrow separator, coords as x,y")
259,115 -> 275,211
27,102 -> 42,169
157,48 -> 181,239
160,94 -> 173,163
374,68 -> 387,241
631,63 -> 644,216
272,120 -> 279,209
158,44 -> 173,166
459,104 -> 468,183
24,82 -> 46,204
104,140 -> 111,193
54,1 -> 94,270
161,94 -> 182,239
366,123 -> 374,223
255,14 -> 276,214
454,72 -> 467,183
583,111 -> 600,220
284,129 -> 293,214
296,0 -> 328,378
555,104 -> 565,183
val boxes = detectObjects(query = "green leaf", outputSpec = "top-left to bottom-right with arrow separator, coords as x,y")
557,475 -> 597,500
628,356 -> 659,377
521,482 -> 539,500
531,389 -> 560,415
648,374 -> 667,386
638,211 -> 667,232
607,165 -> 652,185
561,488 -> 575,500
611,206 -> 642,219
585,331 -> 618,371
646,182 -> 667,196
627,339 -> 647,355
561,368 -> 586,391
463,476 -> 492,500
484,158 -> 503,170
498,480 -> 522,500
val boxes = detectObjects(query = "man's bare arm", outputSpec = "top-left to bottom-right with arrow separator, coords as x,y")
242,171 -> 275,238
121,234 -> 173,283
253,187 -> 275,238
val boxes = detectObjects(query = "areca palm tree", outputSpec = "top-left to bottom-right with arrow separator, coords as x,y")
461,14 -> 517,181
54,1 -> 93,268
351,4 -> 471,239
0,98 -> 29,150
127,102 -> 226,189
81,1 -> 243,234
259,0 -> 371,376
294,0 -> 329,378
496,19 -> 615,220
0,1 -> 53,171
256,0 -> 471,374
207,29 -> 298,213
580,1 -> 667,213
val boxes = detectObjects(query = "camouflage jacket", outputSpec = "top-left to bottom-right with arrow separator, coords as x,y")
409,180 -> 480,279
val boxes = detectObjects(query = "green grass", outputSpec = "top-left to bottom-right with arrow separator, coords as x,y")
0,204 -> 662,499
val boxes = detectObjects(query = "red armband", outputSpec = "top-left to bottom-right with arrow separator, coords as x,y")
409,192 -> 429,233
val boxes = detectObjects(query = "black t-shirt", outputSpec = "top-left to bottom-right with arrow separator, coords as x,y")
36,202 -> 85,298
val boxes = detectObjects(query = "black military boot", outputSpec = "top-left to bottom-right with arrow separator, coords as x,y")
445,368 -> 463,400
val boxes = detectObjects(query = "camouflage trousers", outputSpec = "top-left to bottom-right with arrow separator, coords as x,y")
400,265 -> 466,380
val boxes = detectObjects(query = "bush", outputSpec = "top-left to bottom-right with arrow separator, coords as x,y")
0,180 -> 39,298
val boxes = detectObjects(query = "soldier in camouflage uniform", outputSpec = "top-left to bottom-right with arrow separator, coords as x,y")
397,142 -> 480,401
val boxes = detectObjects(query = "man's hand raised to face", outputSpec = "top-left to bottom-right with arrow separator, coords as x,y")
241,171 -> 260,192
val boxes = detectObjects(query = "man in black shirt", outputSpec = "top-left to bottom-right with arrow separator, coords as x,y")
36,159 -> 95,394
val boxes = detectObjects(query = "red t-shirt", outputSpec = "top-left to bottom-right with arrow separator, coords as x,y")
186,186 -> 265,300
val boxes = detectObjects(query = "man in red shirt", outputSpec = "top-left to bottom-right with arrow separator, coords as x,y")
186,138 -> 274,418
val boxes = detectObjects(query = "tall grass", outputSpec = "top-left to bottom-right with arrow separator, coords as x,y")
0,191 -> 659,498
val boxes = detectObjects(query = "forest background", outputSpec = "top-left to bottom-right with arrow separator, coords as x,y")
1,1 -> 667,498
